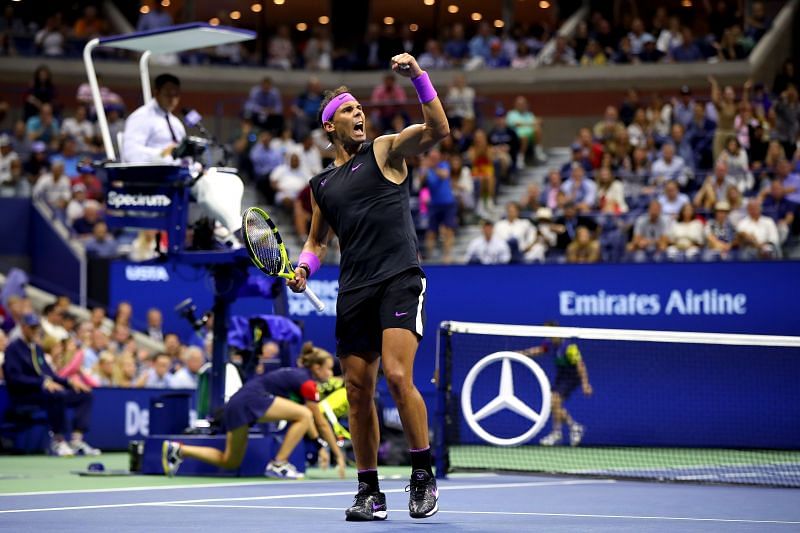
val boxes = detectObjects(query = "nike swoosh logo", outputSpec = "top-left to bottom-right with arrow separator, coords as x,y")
372,503 -> 383,510
320,178 -> 328,187
395,311 -> 408,317
352,163 -> 363,171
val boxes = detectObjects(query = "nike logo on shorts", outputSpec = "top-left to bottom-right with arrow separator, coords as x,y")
395,311 -> 408,317
352,163 -> 363,171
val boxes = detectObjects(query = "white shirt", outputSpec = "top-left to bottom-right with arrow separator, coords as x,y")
122,99 -> 186,163
66,199 -> 86,225
271,164 -> 310,203
650,156 -> 689,187
299,146 -> 323,176
737,215 -> 779,248
493,218 -> 537,251
32,172 -> 72,206
446,86 -> 476,120
464,236 -> 511,264
0,150 -> 19,185
669,220 -> 705,248
657,193 -> 690,219
169,367 -> 198,389
61,118 -> 94,149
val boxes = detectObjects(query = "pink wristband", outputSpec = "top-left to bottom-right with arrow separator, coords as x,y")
411,71 -> 437,104
298,251 -> 321,277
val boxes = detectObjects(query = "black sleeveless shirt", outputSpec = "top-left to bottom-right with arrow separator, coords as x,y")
309,142 -> 420,293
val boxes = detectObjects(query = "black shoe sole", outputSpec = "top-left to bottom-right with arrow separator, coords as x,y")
409,501 -> 439,519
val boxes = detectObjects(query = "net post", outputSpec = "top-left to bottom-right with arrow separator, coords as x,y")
434,322 -> 452,480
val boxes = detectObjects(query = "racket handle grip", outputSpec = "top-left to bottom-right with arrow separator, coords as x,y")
303,285 -> 326,312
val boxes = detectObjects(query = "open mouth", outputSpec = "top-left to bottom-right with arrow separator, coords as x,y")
354,121 -> 364,134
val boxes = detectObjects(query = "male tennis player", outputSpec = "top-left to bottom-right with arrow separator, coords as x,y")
521,321 -> 593,446
287,53 -> 449,521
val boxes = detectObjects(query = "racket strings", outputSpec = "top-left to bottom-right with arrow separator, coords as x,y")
245,213 -> 284,275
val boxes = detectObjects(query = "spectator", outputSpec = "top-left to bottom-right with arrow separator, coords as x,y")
595,166 -> 628,214
139,352 -> 172,388
552,201 -> 598,251
41,303 -> 69,341
626,108 -> 651,149
542,169 -> 563,210
244,77 -> 284,134
717,136 -> 753,192
32,160 -> 71,210
83,221 -> 118,258
249,131 -> 283,203
627,199 -> 669,261
137,4 -> 172,31
445,74 -> 475,131
26,103 -> 60,147
464,220 -> 511,265
670,27 -> 703,62
638,35 -> 664,63
580,39 -> 608,66
73,5 -> 107,39
650,143 -> 689,189
521,183 -> 543,214
658,180 -> 690,219
89,307 -> 109,336
760,179 -> 796,246
506,96 -> 539,168
114,301 -> 132,328
444,23 -> 470,66
267,25 -> 294,70
24,65 -> 57,121
672,85 -> 695,129
370,73 -> 407,132
51,137 -> 81,179
418,39 -> 450,70
773,60 -> 799,97
449,153 -> 475,220
468,22 -> 495,66
5,157 -> 25,197
170,346 -> 205,389
129,229 -> 160,262
593,105 -> 624,143
61,106 -> 94,152
10,120 -> 33,162
494,202 -> 537,263
511,41 -> 536,69
726,186 -> 748,226
566,226 -> 601,263
0,134 -> 18,196
561,164 -> 597,213
76,74 -> 125,115
291,77 -> 323,138
773,84 -> 800,160
2,313 -> 99,456
68,197 -> 100,235
303,26 -> 332,71
541,35 -> 577,66
91,351 -> 116,386
736,199 -> 780,259
745,1 -> 771,43
421,149 -> 457,264
466,129 -> 497,216
487,109 -> 518,179
775,158 -> 800,205
657,16 -> 683,55
146,308 -> 164,342
298,134 -> 323,176
628,17 -> 652,56
612,36 -> 637,64
163,332 -> 182,366
704,201 -> 738,260
686,102 -> 716,170
271,151 -> 310,211
115,353 -> 139,388
35,14 -> 66,57
666,203 -> 705,260
485,40 -> 510,69
668,123 -> 696,171
709,76 -> 746,161
694,160 -> 737,210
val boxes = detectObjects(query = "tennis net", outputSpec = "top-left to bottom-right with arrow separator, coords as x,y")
433,321 -> 800,487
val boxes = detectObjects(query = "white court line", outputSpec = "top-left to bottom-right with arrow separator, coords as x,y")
0,479 -> 613,514
0,471 -> 498,498
157,503 -> 800,526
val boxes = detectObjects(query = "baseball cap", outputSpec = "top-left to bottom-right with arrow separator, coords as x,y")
21,313 -> 41,327
0,134 -> 10,147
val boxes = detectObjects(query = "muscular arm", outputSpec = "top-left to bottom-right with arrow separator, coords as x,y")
373,54 -> 450,184
288,190 -> 333,292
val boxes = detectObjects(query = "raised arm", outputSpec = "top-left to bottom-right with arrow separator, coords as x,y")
374,53 -> 450,181
707,75 -> 721,108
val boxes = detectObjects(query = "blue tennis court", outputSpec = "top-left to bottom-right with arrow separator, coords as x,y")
2,473 -> 798,532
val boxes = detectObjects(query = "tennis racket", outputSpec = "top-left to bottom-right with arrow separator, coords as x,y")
242,207 -> 325,312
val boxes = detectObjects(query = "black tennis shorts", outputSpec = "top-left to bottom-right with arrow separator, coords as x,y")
553,366 -> 581,400
335,268 -> 427,357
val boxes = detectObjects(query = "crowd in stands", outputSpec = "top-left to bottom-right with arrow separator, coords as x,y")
461,64 -> 800,265
0,2 -> 775,70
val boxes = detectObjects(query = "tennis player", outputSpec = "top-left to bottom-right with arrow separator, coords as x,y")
287,52 -> 449,521
521,321 -> 593,446
162,342 -> 345,479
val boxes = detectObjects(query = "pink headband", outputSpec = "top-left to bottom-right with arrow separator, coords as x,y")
321,92 -> 356,124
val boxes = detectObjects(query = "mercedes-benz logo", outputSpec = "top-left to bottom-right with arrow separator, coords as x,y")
461,351 -> 551,446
